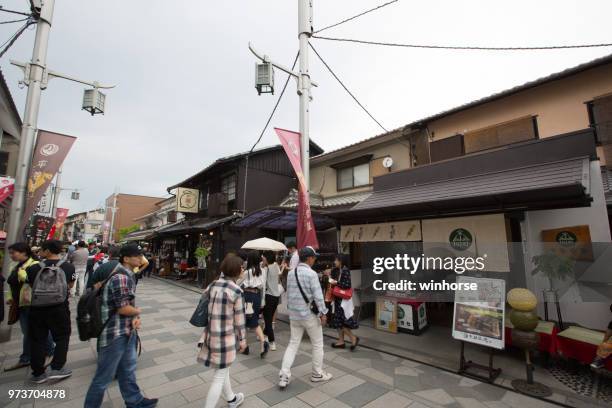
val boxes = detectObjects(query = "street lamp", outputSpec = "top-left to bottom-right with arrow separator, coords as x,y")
255,60 -> 274,95
82,87 -> 106,115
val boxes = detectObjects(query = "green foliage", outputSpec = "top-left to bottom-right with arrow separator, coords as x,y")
118,224 -> 140,241
531,251 -> 575,290
195,246 -> 209,259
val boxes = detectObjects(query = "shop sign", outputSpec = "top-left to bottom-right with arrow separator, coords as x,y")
176,187 -> 199,213
541,225 -> 593,261
449,228 -> 473,251
375,297 -> 398,333
341,220 -> 421,242
452,276 -> 505,350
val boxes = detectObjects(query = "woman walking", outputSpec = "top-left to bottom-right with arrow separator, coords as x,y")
261,251 -> 281,351
240,251 -> 269,358
330,254 -> 360,351
199,254 -> 247,408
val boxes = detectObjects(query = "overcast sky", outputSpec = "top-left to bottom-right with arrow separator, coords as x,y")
1,0 -> 611,215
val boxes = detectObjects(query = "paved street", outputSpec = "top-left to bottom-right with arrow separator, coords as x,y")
0,278 -> 559,408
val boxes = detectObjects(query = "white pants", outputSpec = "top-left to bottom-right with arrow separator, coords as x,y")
204,368 -> 235,408
73,268 -> 86,297
279,315 -> 324,379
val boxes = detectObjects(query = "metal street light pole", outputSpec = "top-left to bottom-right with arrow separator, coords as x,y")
50,166 -> 62,217
2,0 -> 55,277
298,0 -> 313,191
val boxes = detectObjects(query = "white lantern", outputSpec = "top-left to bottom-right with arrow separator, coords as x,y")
255,62 -> 274,95
71,191 -> 80,200
82,88 -> 106,115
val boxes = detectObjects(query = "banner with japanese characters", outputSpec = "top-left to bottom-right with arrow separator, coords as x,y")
23,130 -> 76,226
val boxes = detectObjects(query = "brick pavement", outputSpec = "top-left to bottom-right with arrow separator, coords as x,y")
0,279 -> 569,408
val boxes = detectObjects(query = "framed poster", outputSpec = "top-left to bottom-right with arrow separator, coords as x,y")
452,276 -> 505,349
541,225 -> 593,261
375,297 -> 398,333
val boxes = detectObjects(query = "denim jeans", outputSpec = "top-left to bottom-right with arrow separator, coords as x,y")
84,334 -> 143,408
18,307 -> 55,364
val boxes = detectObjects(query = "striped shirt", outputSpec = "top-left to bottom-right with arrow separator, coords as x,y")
286,263 -> 327,320
98,265 -> 135,348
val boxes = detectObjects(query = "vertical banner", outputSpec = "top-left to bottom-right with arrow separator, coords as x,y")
23,130 -> 76,225
29,215 -> 54,247
102,221 -> 111,243
275,128 -> 319,249
0,176 -> 15,205
47,208 -> 69,240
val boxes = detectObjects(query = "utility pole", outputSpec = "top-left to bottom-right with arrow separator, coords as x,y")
108,192 -> 118,244
298,0 -> 313,190
1,0 -> 55,276
50,166 -> 62,218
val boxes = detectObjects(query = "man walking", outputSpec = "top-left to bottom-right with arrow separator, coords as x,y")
69,240 -> 89,297
279,246 -> 332,389
286,241 -> 299,272
84,244 -> 157,408
25,240 -> 75,383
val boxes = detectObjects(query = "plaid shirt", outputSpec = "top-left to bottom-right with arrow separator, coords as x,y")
198,278 -> 246,369
98,265 -> 136,348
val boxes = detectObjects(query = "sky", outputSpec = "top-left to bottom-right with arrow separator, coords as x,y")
1,0 -> 611,215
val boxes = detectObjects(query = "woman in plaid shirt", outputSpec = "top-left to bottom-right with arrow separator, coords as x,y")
199,254 -> 247,408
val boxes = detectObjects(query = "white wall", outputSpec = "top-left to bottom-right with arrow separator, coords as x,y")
522,160 -> 611,330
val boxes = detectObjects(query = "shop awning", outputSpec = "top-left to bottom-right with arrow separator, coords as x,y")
123,228 -> 156,242
347,156 -> 592,219
158,213 -> 241,235
232,207 -> 336,231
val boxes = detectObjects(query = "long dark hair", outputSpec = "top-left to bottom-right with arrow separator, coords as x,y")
335,253 -> 349,269
246,251 -> 262,277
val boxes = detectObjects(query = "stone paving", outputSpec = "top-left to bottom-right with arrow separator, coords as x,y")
0,278 -> 574,408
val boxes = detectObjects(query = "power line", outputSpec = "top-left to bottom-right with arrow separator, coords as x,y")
313,35 -> 612,51
0,17 -> 31,25
315,0 -> 400,34
0,19 -> 35,59
309,42 -> 388,133
0,6 -> 32,18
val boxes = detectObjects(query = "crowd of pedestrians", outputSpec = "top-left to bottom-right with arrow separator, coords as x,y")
3,238 -> 359,408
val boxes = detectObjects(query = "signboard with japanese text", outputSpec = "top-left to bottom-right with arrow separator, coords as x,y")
341,220 -> 421,242
452,276 -> 505,349
29,215 -> 55,247
176,187 -> 199,213
23,130 -> 76,225
0,176 -> 14,205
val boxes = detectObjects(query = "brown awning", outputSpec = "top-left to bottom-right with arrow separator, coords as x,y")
345,156 -> 591,219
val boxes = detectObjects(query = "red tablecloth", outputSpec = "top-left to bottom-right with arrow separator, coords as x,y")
504,326 -> 559,355
556,336 -> 612,370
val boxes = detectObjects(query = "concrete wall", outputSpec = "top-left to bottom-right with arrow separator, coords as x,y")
522,160 -> 611,329
105,194 -> 163,242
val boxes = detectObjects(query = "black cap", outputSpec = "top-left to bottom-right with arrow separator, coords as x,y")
298,246 -> 319,259
286,241 -> 297,249
119,244 -> 142,258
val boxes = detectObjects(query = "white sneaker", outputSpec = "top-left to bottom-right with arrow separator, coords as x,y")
311,372 -> 333,383
279,375 -> 290,389
269,342 -> 276,351
228,392 -> 244,408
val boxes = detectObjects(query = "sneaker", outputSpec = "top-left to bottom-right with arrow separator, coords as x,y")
260,341 -> 270,359
137,397 -> 158,408
311,372 -> 333,383
591,361 -> 605,369
29,372 -> 48,384
47,367 -> 72,381
279,375 -> 290,389
228,392 -> 245,408
269,342 -> 277,351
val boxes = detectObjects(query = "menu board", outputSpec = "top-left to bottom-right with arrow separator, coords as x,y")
452,276 -> 505,349
375,297 -> 398,333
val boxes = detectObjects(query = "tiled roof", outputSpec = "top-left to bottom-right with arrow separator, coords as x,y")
279,188 -> 371,209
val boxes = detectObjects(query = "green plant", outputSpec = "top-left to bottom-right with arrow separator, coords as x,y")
118,224 -> 140,241
531,251 -> 575,291
195,246 -> 209,259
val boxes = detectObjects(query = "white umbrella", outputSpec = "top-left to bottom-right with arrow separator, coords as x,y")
241,237 -> 287,252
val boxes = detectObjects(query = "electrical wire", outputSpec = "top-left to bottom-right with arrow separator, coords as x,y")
309,43 -> 388,133
0,19 -> 35,59
0,6 -> 32,18
313,35 -> 612,51
0,17 -> 31,25
315,0 -> 400,34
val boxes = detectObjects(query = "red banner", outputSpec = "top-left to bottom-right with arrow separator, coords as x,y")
275,128 -> 319,249
0,177 -> 15,205
48,207 -> 69,240
23,130 -> 76,225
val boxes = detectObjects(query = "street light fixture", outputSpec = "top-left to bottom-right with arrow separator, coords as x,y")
82,87 -> 106,115
255,60 -> 274,95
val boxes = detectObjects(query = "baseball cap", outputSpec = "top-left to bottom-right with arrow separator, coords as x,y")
119,244 -> 142,258
298,246 -> 319,259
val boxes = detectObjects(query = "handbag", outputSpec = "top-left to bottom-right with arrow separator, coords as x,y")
295,269 -> 319,315
7,303 -> 19,325
332,286 -> 353,300
189,283 -> 217,327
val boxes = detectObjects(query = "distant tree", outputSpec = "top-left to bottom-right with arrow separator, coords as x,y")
118,224 -> 140,241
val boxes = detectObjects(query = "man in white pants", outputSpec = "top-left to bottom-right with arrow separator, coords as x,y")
279,246 -> 332,389
69,241 -> 89,297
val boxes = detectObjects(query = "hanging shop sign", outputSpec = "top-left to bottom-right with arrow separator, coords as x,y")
341,220 -> 421,242
422,214 -> 509,272
176,187 -> 200,213
541,225 -> 593,261
452,276 -> 505,350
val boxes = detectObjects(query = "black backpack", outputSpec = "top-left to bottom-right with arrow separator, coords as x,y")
76,265 -> 125,341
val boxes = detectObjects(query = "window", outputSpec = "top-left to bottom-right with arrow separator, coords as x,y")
337,162 -> 370,190
221,174 -> 236,201
199,187 -> 209,210
463,116 -> 538,154
589,95 -> 612,144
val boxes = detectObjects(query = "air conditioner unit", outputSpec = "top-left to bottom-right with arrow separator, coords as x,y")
208,193 -> 229,217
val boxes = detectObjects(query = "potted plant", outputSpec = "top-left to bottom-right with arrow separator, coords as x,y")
531,250 -> 575,328
194,246 -> 210,287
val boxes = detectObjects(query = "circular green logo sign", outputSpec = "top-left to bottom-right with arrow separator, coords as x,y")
449,228 -> 473,251
556,231 -> 577,248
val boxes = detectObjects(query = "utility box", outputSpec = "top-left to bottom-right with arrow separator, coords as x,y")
255,62 -> 274,95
